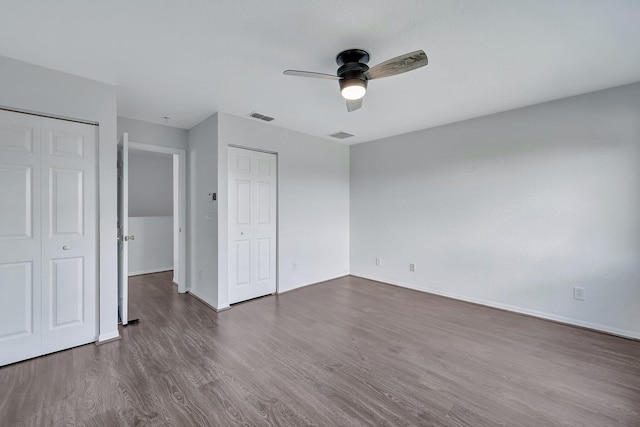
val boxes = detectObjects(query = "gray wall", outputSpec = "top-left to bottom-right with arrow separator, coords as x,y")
350,82 -> 640,339
188,113 -> 350,309
218,113 -> 350,299
117,116 -> 188,150
188,113 -> 219,306
128,151 -> 173,217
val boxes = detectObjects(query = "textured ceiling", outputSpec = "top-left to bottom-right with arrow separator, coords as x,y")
1,0 -> 639,144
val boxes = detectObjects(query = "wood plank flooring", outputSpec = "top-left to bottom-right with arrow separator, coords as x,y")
1,273 -> 639,426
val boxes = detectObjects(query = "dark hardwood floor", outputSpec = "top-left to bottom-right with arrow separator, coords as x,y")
1,273 -> 639,426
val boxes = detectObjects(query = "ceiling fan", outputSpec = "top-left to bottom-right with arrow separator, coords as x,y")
283,48 -> 428,112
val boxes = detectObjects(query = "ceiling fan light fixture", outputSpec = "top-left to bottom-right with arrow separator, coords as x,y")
340,78 -> 367,100
284,48 -> 427,111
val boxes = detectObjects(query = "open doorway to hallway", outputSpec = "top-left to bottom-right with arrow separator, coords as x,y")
117,134 -> 187,325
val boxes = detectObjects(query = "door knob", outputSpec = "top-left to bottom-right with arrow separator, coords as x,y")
125,235 -> 135,241
62,245 -> 71,250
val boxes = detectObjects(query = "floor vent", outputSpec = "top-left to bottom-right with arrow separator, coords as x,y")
329,131 -> 354,140
248,112 -> 275,122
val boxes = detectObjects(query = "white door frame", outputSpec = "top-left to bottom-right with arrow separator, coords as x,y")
227,144 -> 279,300
127,141 -> 187,293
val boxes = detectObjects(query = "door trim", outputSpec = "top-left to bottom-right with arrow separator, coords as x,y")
127,142 -> 187,293
0,105 -> 99,126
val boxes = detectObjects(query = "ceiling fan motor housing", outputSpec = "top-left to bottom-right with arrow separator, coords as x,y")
337,49 -> 370,94
336,48 -> 370,66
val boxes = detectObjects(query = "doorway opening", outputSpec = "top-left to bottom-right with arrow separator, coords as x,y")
128,141 -> 186,290
117,133 -> 186,326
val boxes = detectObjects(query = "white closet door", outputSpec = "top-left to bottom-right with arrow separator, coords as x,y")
0,110 -> 97,366
40,117 -> 97,353
228,147 -> 277,304
0,110 -> 42,365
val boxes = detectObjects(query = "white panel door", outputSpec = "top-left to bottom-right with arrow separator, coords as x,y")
40,117 -> 97,353
0,110 -> 42,365
228,147 -> 277,304
0,110 -> 97,366
117,133 -> 129,325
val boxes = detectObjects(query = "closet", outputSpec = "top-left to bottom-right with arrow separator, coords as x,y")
0,109 -> 97,366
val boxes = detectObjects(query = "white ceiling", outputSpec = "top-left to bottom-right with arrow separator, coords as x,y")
1,1 -> 639,144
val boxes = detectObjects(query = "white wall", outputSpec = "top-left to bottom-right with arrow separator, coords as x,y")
128,151 -> 173,217
117,116 -> 188,150
0,55 -> 119,342
218,114 -> 350,304
188,113 -> 350,309
350,82 -> 640,339
188,114 -> 219,307
128,216 -> 173,275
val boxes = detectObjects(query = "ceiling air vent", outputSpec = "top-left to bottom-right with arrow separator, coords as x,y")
248,112 -> 275,122
329,131 -> 354,140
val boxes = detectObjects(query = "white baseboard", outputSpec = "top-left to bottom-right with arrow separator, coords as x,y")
187,289 -> 230,312
278,271 -> 350,294
129,267 -> 173,276
350,272 -> 640,341
97,331 -> 120,343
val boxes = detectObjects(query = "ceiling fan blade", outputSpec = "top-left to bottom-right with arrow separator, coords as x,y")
346,98 -> 363,112
364,50 -> 428,80
283,70 -> 340,80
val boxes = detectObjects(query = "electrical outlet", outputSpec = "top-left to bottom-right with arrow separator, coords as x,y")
375,257 -> 382,267
292,262 -> 297,271
573,286 -> 585,301
410,263 -> 415,272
